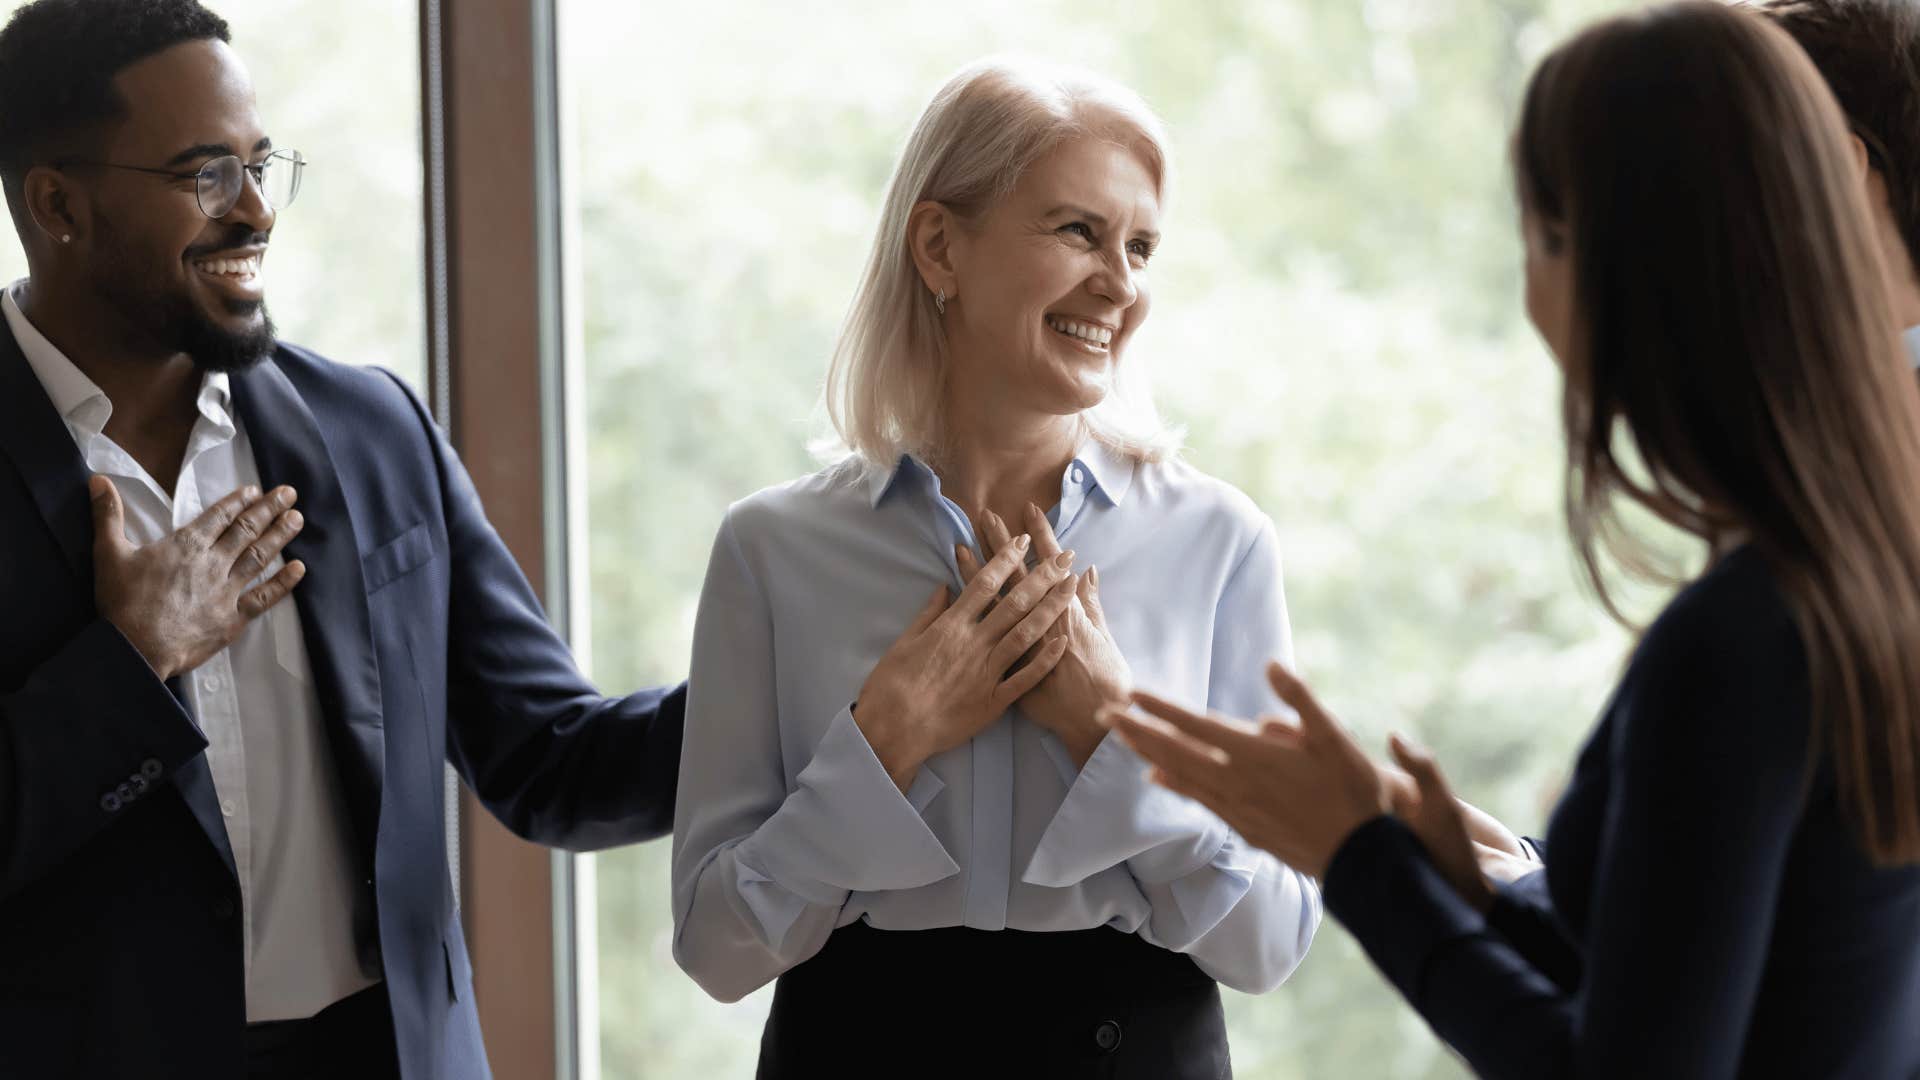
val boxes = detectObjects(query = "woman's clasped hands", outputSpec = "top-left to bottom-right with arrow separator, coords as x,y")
853,532 -> 1082,792
956,502 -> 1133,768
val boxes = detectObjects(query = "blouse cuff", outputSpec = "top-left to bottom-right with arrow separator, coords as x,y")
1159,832 -> 1265,943
736,706 -> 960,906
1021,733 -> 1228,888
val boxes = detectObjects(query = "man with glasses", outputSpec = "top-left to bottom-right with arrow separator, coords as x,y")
0,3 -> 684,1078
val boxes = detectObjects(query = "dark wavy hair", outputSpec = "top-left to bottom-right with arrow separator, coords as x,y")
0,0 -> 230,213
1517,1 -> 1920,864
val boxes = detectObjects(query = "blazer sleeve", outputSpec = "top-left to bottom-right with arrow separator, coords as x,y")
0,618 -> 208,898
1483,869 -> 1581,993
1322,573 -> 1810,1079
388,371 -> 686,850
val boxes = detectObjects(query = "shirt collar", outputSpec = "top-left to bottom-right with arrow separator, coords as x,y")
3,279 -> 234,440
1905,325 -> 1920,371
866,453 -> 933,508
1072,437 -> 1136,507
865,438 -> 1137,509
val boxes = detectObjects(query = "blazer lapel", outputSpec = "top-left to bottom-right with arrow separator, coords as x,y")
231,355 -> 386,866
0,326 -> 242,878
0,324 -> 92,588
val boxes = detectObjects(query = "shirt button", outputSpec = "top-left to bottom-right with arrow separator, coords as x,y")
115,782 -> 136,803
220,799 -> 236,817
140,759 -> 163,780
99,792 -> 123,813
128,775 -> 150,796
1070,466 -> 1085,484
1093,1020 -> 1123,1053
205,675 -> 224,691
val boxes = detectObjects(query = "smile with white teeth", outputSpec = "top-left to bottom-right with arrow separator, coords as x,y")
1045,315 -> 1114,349
192,254 -> 262,280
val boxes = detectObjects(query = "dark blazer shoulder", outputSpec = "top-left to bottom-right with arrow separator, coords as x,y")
266,342 -> 433,440
1618,544 -> 1810,757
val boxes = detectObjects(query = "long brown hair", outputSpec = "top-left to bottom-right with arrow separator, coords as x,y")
1516,1 -> 1920,864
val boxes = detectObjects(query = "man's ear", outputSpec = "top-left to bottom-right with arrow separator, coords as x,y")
1849,131 -> 1873,180
23,165 -> 84,246
907,199 -> 958,302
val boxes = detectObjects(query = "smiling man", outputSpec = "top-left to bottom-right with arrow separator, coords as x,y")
0,3 -> 684,1078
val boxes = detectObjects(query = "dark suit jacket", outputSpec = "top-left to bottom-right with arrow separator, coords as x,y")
0,330 -> 685,1079
1323,546 -> 1920,1079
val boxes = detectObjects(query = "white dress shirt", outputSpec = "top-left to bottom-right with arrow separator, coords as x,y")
6,283 -> 375,1022
672,442 -> 1321,1004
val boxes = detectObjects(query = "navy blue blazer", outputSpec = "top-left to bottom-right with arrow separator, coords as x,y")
1324,546 -> 1920,1078
0,329 -> 685,1080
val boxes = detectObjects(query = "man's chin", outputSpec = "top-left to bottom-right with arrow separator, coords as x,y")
182,304 -> 278,373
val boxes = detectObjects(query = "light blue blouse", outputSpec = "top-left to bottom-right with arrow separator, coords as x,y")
670,441 -> 1320,1004
1906,324 -> 1920,369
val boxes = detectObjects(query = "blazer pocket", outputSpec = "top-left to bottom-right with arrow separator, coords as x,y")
362,523 -> 438,594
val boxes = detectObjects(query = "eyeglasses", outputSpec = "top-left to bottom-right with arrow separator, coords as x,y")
53,149 -> 306,219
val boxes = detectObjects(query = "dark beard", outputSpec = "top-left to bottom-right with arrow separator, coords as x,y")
89,216 -> 278,373
170,293 -> 277,373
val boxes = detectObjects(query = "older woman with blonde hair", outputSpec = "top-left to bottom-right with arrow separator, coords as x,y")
671,57 -> 1318,1077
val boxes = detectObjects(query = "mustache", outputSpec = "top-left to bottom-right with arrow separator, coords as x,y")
183,229 -> 270,259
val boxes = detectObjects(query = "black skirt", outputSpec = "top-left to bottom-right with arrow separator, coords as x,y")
756,922 -> 1230,1079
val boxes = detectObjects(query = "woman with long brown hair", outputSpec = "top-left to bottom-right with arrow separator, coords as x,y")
1110,3 -> 1920,1076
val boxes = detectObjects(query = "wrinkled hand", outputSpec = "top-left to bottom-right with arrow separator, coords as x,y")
91,476 -> 306,681
1385,734 -> 1495,912
956,503 -> 1129,767
855,534 -> 1078,791
1104,662 -> 1389,877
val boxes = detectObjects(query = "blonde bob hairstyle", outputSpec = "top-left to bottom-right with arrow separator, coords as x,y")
822,56 -> 1183,468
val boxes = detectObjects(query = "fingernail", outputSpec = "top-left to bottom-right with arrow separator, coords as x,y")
1090,565 -> 1100,586
286,510 -> 304,529
1053,550 -> 1075,570
244,485 -> 261,500
1014,534 -> 1030,552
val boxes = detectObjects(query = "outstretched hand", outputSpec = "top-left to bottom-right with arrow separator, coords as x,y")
1103,662 -> 1389,877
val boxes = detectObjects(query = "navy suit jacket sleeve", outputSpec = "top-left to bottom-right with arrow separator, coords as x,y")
1482,869 -> 1581,993
0,618 -> 208,897
1322,559 -> 1811,1080
389,371 -> 686,850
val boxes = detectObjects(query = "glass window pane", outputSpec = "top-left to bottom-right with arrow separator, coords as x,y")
0,0 -> 425,389
566,2 -> 1624,1076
